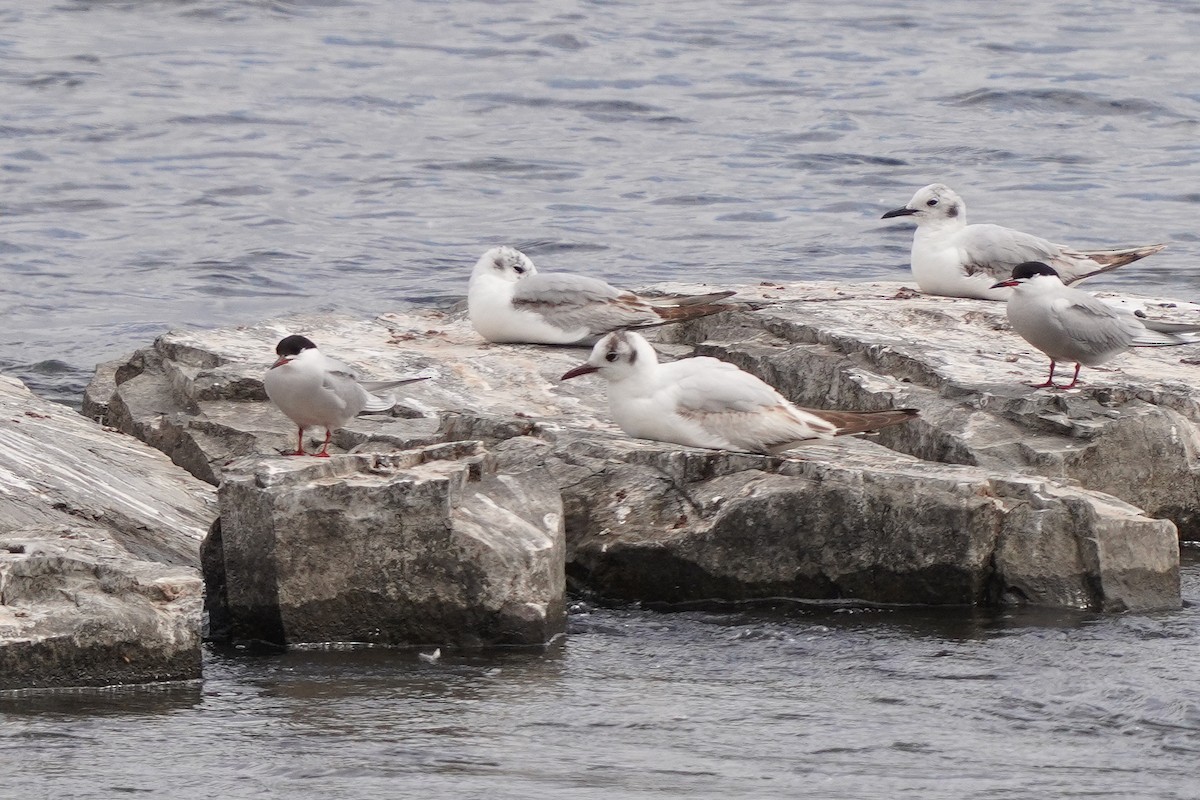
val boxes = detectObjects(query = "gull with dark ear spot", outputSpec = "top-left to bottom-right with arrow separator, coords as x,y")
467,246 -> 740,345
263,334 -> 430,457
561,330 -> 918,454
990,262 -> 1200,389
882,184 -> 1166,301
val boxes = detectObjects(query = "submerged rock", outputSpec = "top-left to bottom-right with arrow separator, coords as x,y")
0,376 -> 215,691
84,280 -> 1196,613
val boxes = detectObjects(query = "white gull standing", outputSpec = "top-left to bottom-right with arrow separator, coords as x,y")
468,246 -> 739,344
264,334 -> 429,457
881,183 -> 1166,301
990,262 -> 1200,389
560,330 -> 918,454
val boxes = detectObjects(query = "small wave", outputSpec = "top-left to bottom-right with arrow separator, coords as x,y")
23,71 -> 95,89
651,194 -> 746,207
465,92 -> 685,123
715,211 -> 785,223
981,42 -> 1077,55
785,152 -> 908,171
538,33 -> 589,51
166,113 -> 305,127
944,88 -> 1177,117
418,156 -> 580,181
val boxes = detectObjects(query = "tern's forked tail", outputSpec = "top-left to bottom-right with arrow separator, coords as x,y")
808,407 -> 920,437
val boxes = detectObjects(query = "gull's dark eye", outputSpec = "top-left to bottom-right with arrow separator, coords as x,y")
605,352 -> 619,362
926,198 -> 939,207
512,265 -> 526,274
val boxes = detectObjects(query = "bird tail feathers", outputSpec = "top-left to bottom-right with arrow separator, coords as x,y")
809,407 -> 921,436
1066,243 -> 1167,284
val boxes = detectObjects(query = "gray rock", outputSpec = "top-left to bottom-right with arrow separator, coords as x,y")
0,375 -> 215,690
84,282 -> 1194,612
216,440 -> 565,647
659,281 -> 1200,539
521,431 -> 1178,612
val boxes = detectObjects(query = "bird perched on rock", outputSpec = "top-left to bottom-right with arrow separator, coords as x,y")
990,262 -> 1200,389
560,330 -> 918,454
468,245 -> 739,344
264,334 -> 429,457
881,183 -> 1166,301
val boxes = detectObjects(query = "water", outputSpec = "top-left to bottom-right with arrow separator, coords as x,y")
3,0 -> 1200,795
4,567 -> 1200,799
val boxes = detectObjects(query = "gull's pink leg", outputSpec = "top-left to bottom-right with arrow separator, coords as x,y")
287,427 -> 307,456
1061,363 -> 1083,390
1032,360 -> 1057,389
315,429 -> 332,458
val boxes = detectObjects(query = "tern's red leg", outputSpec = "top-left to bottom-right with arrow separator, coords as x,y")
1061,363 -> 1083,390
315,429 -> 332,458
287,427 -> 307,456
1032,360 -> 1058,389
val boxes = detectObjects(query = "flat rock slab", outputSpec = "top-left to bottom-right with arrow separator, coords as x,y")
83,280 -> 1193,612
0,376 -> 216,690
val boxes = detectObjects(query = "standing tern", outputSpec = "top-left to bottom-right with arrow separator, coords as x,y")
560,330 -> 918,454
264,334 -> 429,457
468,246 -> 739,344
882,184 -> 1166,301
990,262 -> 1200,389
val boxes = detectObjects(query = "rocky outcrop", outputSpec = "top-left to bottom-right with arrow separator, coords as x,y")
0,375 -> 215,690
658,282 -> 1200,539
484,424 -> 1178,613
213,440 -> 565,647
84,281 -> 1197,612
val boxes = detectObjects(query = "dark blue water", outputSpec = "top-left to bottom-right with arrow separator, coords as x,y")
3,1 -> 1200,796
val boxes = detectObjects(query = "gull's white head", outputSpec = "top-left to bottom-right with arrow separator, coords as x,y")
560,330 -> 657,383
881,183 -> 966,226
989,261 -> 1064,292
471,246 -> 538,283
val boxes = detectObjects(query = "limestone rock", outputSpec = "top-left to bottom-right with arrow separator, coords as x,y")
83,281 -> 1197,612
517,431 -> 1178,612
0,375 -> 215,690
658,281 -> 1200,539
215,440 -> 565,647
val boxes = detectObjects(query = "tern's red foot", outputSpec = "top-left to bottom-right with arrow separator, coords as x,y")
314,451 -> 331,458
1031,380 -> 1057,389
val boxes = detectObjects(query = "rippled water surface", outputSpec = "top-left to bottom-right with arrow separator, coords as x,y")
5,560 -> 1200,800
4,0 -> 1200,796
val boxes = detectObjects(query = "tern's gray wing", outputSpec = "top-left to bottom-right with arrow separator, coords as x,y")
511,271 -> 659,334
1048,295 -> 1139,353
357,376 -> 430,411
320,369 -> 380,416
959,224 -> 1064,280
